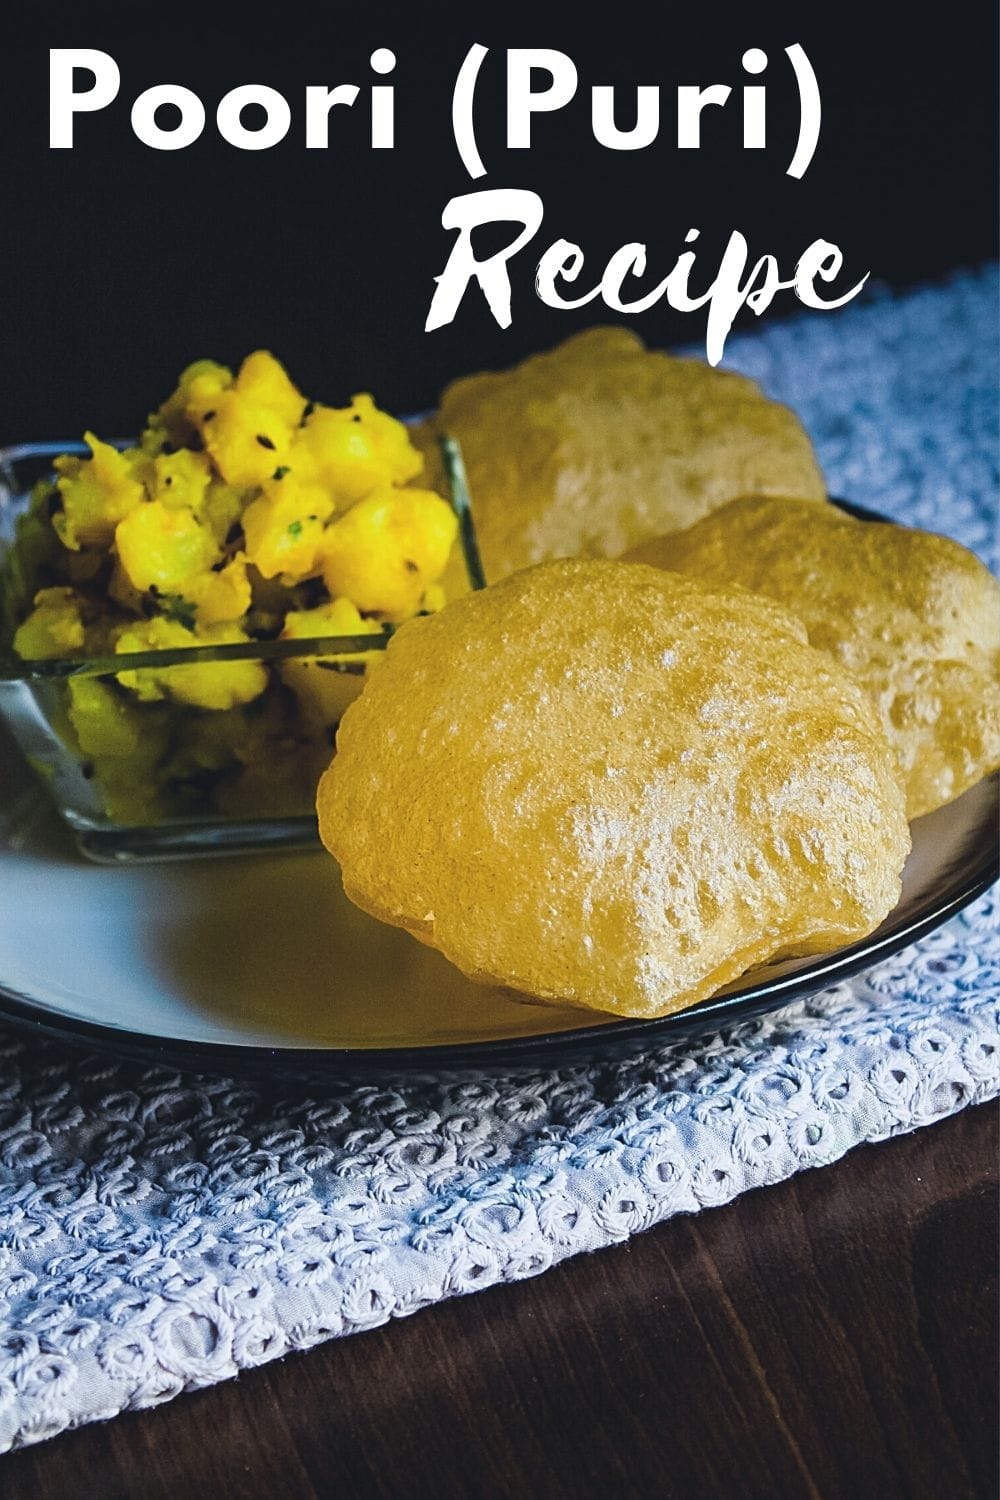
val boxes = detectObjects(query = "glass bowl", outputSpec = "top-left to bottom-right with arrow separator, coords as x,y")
0,436 -> 485,863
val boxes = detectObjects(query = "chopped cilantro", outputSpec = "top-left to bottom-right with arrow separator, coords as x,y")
160,594 -> 197,630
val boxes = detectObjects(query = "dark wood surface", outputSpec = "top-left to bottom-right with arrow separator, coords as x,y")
4,1102 -> 996,1500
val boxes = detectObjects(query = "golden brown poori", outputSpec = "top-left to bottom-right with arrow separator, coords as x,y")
627,496 -> 1000,818
317,560 -> 910,1019
412,327 -> 826,582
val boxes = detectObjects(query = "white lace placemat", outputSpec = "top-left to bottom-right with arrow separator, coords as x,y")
0,269 -> 996,1453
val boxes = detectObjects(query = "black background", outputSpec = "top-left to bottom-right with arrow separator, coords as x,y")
0,3 -> 995,446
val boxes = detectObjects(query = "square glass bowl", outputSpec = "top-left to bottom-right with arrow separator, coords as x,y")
0,436 -> 485,862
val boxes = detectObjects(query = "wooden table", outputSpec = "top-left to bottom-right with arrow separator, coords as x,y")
4,1102 -> 996,1500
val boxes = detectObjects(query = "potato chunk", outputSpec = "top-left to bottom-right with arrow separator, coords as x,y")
153,359 -> 233,447
280,597 -> 384,731
192,389 -> 293,489
241,474 -> 334,582
320,486 -> 458,620
115,618 -> 267,710
13,587 -> 87,660
115,500 -> 220,593
235,349 -> 307,429
183,554 -> 253,626
295,394 -> 422,505
53,434 -> 145,550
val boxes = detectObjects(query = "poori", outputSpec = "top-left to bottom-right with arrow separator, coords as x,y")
318,560 -> 910,1019
627,496 -> 1000,818
411,327 -> 827,582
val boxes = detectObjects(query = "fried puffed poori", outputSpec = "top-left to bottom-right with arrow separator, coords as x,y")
412,327 -> 826,583
627,497 -> 1000,819
317,560 -> 909,1019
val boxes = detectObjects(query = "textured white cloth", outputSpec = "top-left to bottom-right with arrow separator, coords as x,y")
0,270 -> 996,1452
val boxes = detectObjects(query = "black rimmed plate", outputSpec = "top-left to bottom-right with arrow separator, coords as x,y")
0,753 -> 993,1077
0,497 -> 995,1077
